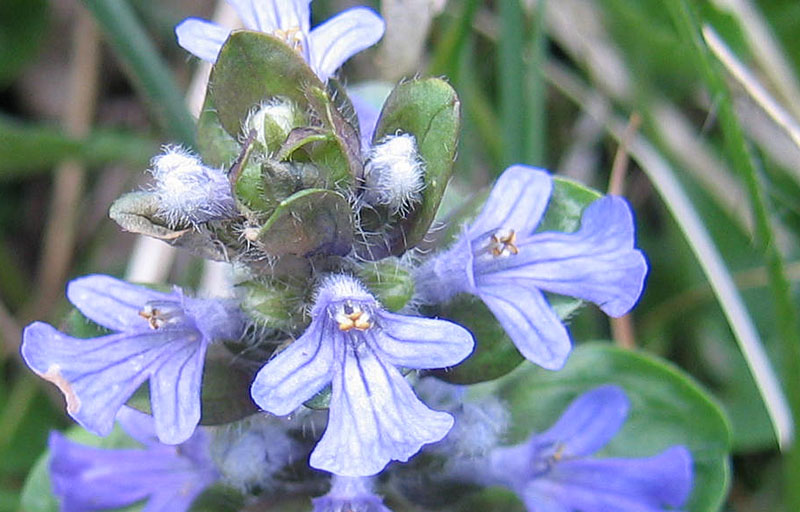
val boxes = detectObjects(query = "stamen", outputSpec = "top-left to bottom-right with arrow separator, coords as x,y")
139,306 -> 163,329
336,304 -> 372,332
489,229 -> 519,257
139,301 -> 183,330
273,27 -> 304,53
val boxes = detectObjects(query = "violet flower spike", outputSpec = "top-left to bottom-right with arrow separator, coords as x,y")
483,385 -> 693,511
312,475 -> 393,512
416,165 -> 648,370
175,0 -> 385,83
49,407 -> 218,512
250,274 -> 474,477
21,274 -> 244,444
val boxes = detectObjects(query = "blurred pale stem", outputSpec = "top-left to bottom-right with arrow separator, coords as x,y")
710,0 -> 800,121
126,0 -> 239,285
703,25 -> 800,187
0,298 -> 21,360
81,0 -> 195,145
379,0 -> 441,80
608,112 -> 641,350
25,9 -> 100,323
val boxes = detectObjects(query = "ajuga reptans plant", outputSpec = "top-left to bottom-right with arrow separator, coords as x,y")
19,1 -> 714,511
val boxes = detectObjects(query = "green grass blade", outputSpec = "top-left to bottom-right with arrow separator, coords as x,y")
525,0 -> 547,165
665,10 -> 800,500
498,0 -> 526,167
546,59 -> 793,455
0,116 -> 156,177
428,0 -> 480,81
81,0 -> 195,145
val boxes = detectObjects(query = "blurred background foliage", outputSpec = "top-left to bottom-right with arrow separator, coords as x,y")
2,0 -> 800,510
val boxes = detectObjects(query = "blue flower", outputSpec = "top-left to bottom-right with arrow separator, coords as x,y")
175,0 -> 385,83
21,274 -> 244,444
482,386 -> 693,511
312,475 -> 392,512
250,274 -> 474,476
49,407 -> 218,512
415,165 -> 647,370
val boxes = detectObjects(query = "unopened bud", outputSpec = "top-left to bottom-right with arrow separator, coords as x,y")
362,133 -> 425,215
246,98 -> 304,152
149,146 -> 236,227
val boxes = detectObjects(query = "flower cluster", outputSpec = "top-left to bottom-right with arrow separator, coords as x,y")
20,0 -> 699,511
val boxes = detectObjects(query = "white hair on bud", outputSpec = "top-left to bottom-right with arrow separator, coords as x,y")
210,416 -> 298,493
415,377 -> 510,457
362,133 -> 425,215
245,97 -> 298,150
149,145 -> 235,228
450,398 -> 511,456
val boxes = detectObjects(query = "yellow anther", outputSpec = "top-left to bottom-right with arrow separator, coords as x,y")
337,309 -> 372,332
273,27 -> 304,53
139,307 -> 163,330
490,229 -> 519,257
551,443 -> 566,462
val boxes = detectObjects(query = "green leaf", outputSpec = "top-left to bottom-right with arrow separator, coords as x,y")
196,95 -> 241,169
109,192 -> 229,261
238,279 -> 307,332
496,343 -> 731,512
432,296 -> 524,384
127,346 -> 258,426
188,485 -> 244,512
209,32 -> 360,191
210,31 -> 323,137
256,188 -> 353,257
538,177 -> 602,232
195,351 -> 259,425
19,451 -> 59,512
276,125 -> 354,188
358,258 -> 415,312
369,78 -> 461,256
432,175 -> 602,384
303,85 -> 363,185
450,487 -> 525,512
0,0 -> 48,87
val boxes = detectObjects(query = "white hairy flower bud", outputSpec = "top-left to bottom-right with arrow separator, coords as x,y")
362,133 -> 425,215
149,146 -> 235,227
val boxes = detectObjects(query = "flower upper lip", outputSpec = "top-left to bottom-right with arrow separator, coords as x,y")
175,0 -> 385,83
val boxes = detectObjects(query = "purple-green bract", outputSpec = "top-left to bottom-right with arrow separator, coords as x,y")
250,274 -> 474,476
175,0 -> 385,83
483,385 -> 693,511
49,407 -> 218,512
21,274 -> 244,445
416,165 -> 648,370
